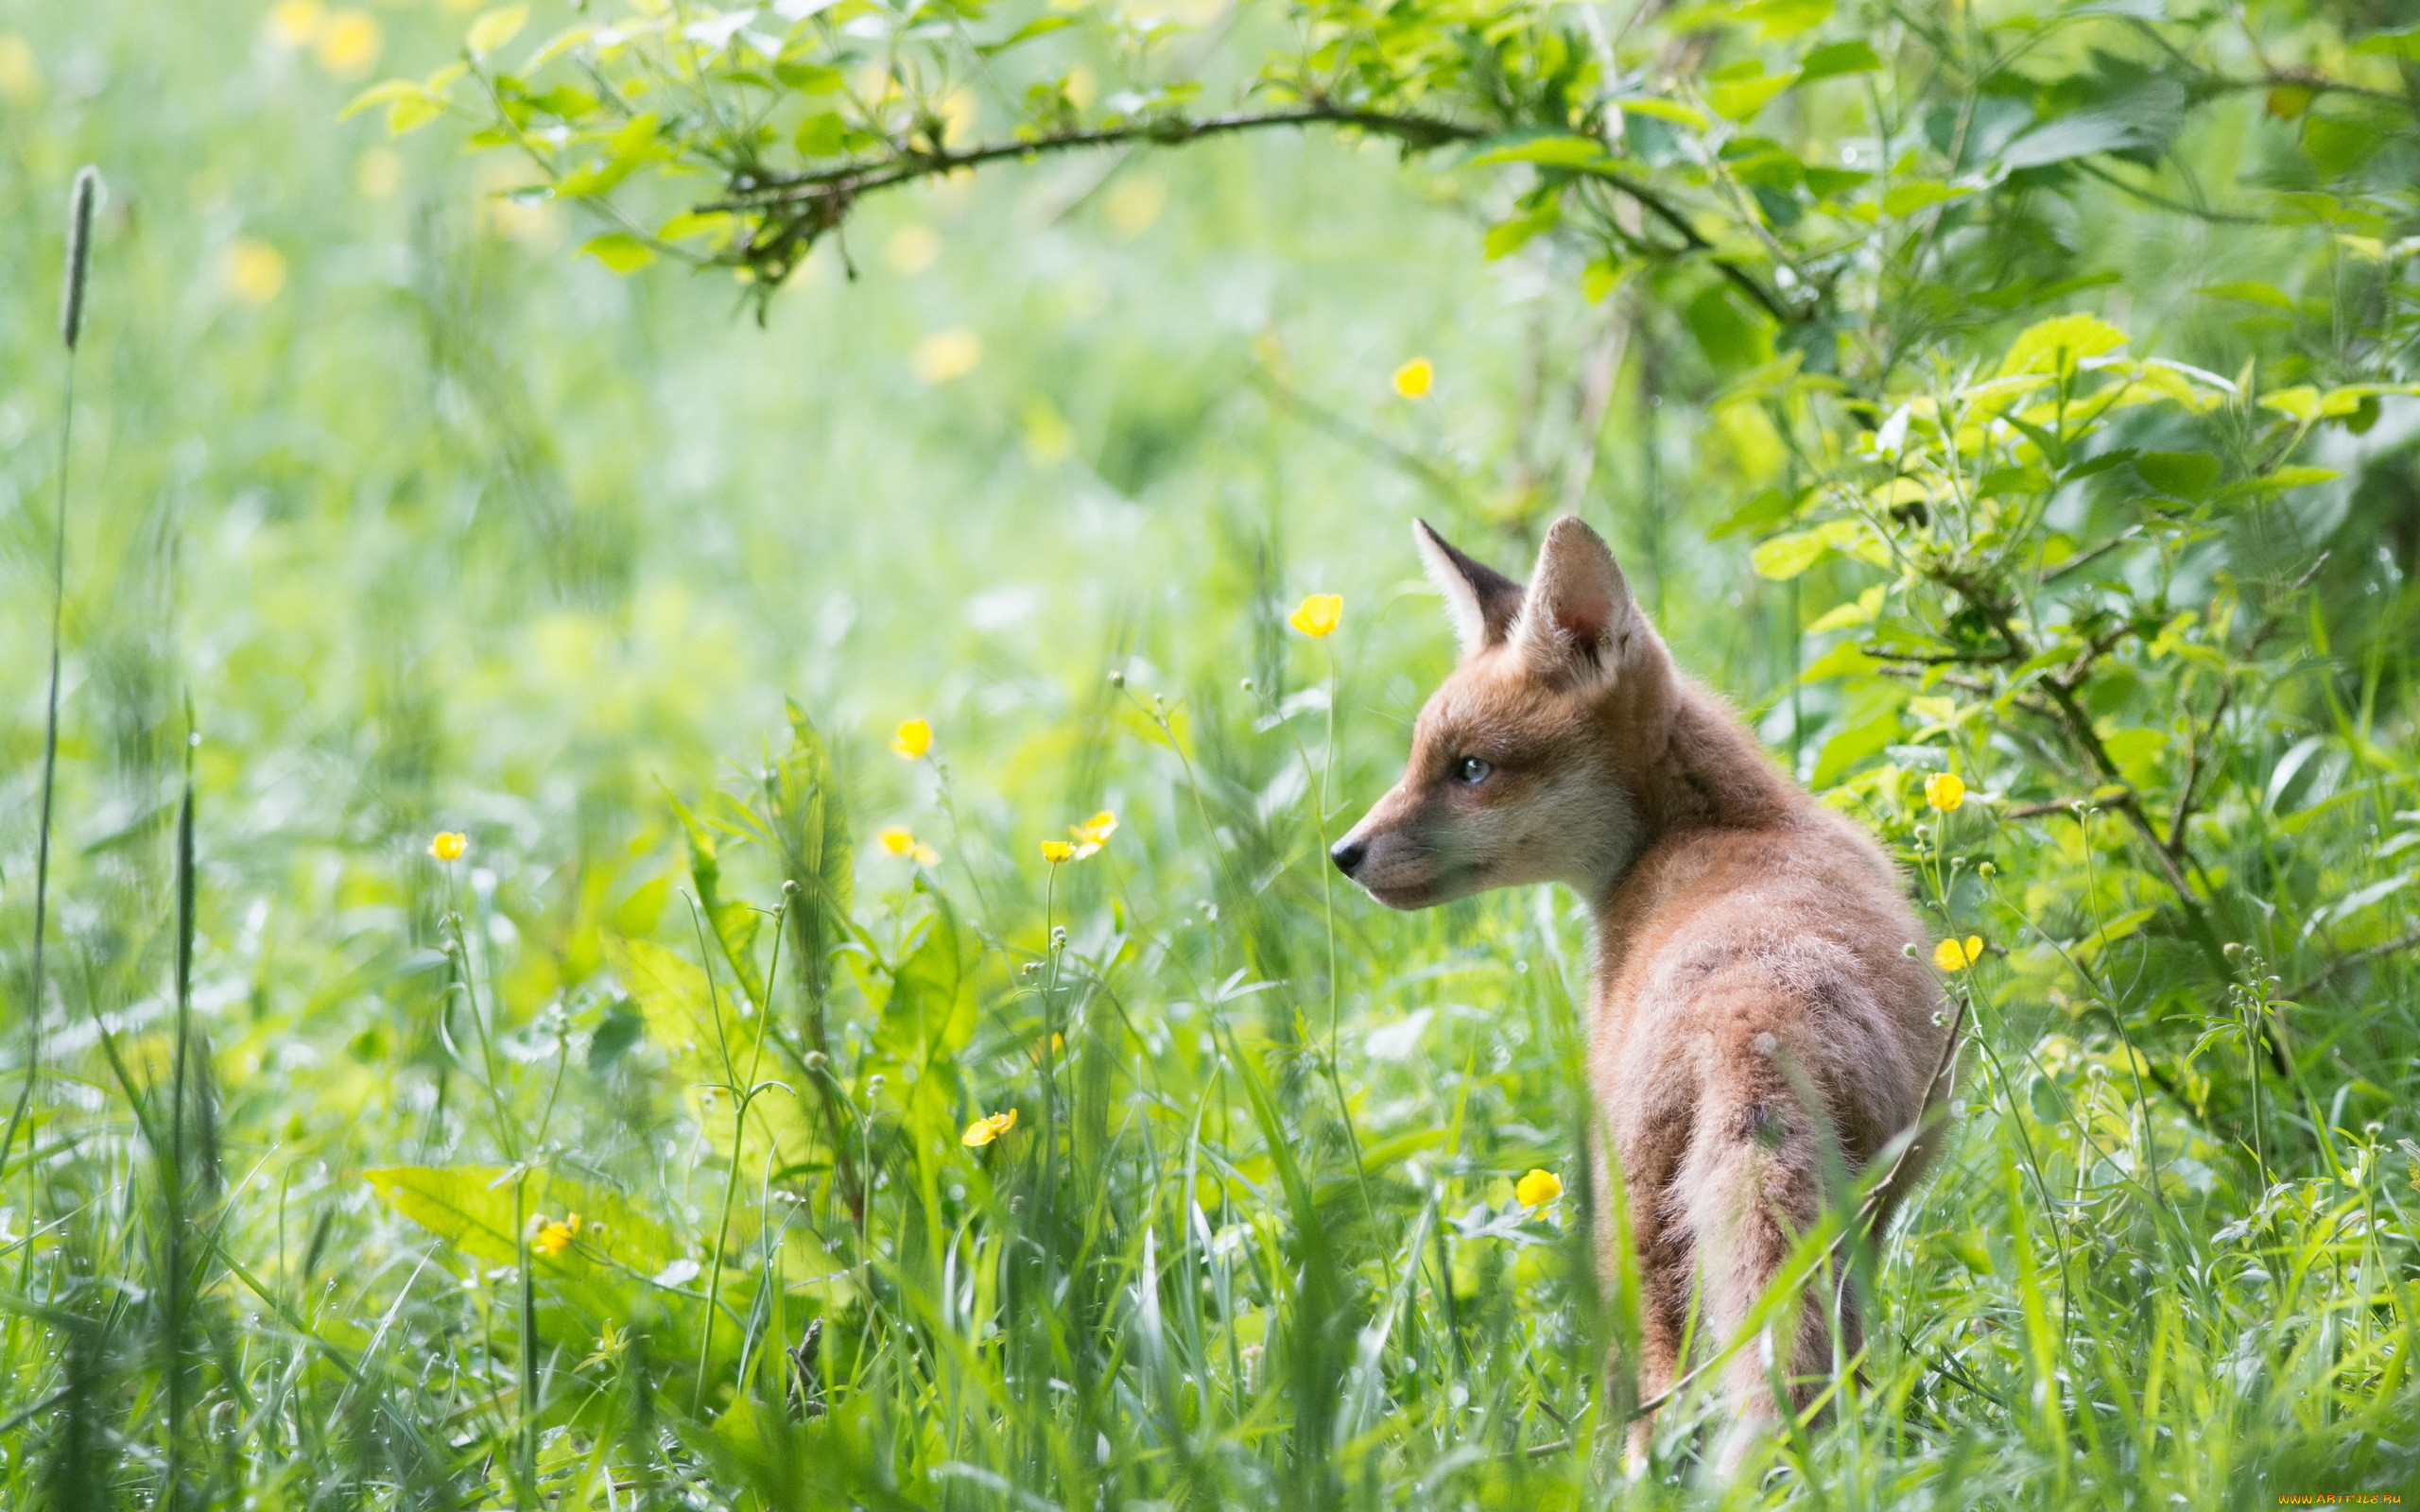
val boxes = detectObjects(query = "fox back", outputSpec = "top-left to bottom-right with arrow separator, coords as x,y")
1334,516 -> 1951,1475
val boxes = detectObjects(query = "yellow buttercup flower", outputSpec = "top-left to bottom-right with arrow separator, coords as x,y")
268,0 -> 325,45
531,1212 -> 581,1257
1392,356 -> 1434,399
314,9 -> 382,76
1288,593 -> 1342,639
225,239 -> 287,305
961,1108 -> 1017,1146
911,328 -> 981,384
891,718 -> 933,759
1069,809 -> 1117,858
428,831 -> 468,863
1924,771 -> 1966,814
1933,936 -> 1983,971
1514,1168 -> 1563,1207
881,827 -> 939,866
1040,839 -> 1076,865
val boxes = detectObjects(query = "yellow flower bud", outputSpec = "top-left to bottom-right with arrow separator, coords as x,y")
1514,1168 -> 1563,1207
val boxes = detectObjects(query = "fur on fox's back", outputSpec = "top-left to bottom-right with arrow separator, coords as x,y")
1333,515 -> 1949,1475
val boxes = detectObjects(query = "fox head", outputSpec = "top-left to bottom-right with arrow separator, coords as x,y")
1332,515 -> 1675,909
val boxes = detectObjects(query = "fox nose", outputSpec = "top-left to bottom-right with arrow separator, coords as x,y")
1330,837 -> 1367,878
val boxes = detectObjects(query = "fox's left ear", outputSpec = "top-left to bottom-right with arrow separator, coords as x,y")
1512,516 -> 1641,677
1413,519 -> 1523,655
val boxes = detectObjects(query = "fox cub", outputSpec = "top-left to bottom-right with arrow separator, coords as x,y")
1333,516 -> 1950,1469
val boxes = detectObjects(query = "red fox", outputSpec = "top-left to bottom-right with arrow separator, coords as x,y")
1333,516 -> 1952,1474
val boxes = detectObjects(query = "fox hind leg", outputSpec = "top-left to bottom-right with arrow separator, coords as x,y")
1674,1075 -> 1849,1481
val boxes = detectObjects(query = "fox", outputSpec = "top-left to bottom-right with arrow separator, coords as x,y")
1331,515 -> 1953,1475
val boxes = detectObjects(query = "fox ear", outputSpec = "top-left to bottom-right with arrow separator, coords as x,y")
1512,516 -> 1639,677
1413,520 -> 1523,654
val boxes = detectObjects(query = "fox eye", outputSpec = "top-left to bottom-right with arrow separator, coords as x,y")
1451,756 -> 1493,785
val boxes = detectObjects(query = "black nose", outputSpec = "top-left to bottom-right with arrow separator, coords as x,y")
1330,837 -> 1367,877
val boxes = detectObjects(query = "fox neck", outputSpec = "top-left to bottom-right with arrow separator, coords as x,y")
1581,662 -> 1798,905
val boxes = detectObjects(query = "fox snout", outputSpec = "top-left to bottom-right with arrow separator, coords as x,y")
1329,794 -> 1451,909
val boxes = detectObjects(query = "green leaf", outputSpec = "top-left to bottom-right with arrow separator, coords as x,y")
668,789 -> 766,1011
795,111 -> 848,158
1482,209 -> 1558,260
466,5 -> 529,57
580,233 -> 656,274
341,79 -> 424,121
2350,26 -> 2420,59
1753,517 -> 1876,579
2074,907 -> 2156,967
1733,0 -> 1833,40
1708,68 -> 1800,122
877,891 -> 975,1072
1879,179 -> 1969,217
2221,465 -> 2342,499
1467,134 -> 1612,170
2259,386 -> 2320,424
2001,109 -> 2152,171
1796,39 -> 1880,81
1997,313 -> 2128,378
1811,694 -> 1904,786
1806,584 -> 1885,633
1612,97 -> 1709,131
977,15 -> 1075,55
1580,256 -> 1626,302
763,702 -> 856,1002
364,1164 -> 676,1275
1685,284 -> 1770,369
657,209 -> 735,245
2199,281 -> 2296,312
1803,165 -> 1872,199
2303,113 -> 2383,179
774,60 -> 847,92
1800,637 -> 1878,682
604,934 -> 818,1177
2132,451 -> 2217,499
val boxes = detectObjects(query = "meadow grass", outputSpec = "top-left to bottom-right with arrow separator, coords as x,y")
3,2 -> 2419,1508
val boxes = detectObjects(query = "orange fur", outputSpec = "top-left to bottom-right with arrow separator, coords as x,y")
1336,516 -> 1950,1476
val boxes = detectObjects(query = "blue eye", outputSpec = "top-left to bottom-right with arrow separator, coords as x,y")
1453,756 -> 1493,785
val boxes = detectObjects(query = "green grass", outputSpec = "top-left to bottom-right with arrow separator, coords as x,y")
3,1 -> 2419,1507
